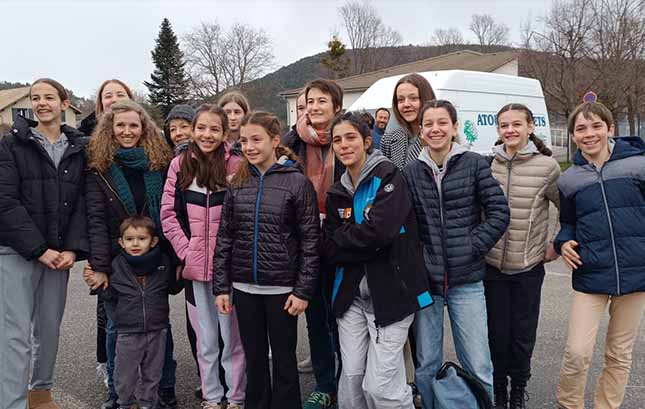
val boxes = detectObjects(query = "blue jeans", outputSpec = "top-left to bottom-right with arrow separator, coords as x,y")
104,301 -> 176,399
305,284 -> 338,395
414,281 -> 494,409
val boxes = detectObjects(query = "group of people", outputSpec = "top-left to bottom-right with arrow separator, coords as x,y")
0,72 -> 643,409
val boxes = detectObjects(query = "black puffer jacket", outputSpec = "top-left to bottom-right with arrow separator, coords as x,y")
85,167 -> 174,275
0,116 -> 88,260
281,127 -> 345,182
213,160 -> 321,300
78,111 -> 97,137
99,250 -> 183,333
403,147 -> 509,296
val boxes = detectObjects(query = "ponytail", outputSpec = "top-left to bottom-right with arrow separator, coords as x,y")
529,134 -> 552,156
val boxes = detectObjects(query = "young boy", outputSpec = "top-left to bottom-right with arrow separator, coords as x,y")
99,216 -> 183,409
555,101 -> 645,409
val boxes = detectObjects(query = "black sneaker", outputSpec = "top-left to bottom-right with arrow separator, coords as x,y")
494,382 -> 508,409
101,396 -> 118,409
509,385 -> 528,409
157,388 -> 178,409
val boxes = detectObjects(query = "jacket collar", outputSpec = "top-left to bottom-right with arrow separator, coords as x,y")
339,150 -> 389,195
418,142 -> 467,176
493,140 -> 539,163
573,138 -> 643,166
11,115 -> 87,146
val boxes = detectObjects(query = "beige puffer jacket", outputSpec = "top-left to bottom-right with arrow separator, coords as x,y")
486,141 -> 561,273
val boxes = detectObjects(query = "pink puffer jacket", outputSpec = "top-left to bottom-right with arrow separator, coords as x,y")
160,144 -> 241,282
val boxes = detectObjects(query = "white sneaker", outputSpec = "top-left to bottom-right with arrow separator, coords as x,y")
96,362 -> 108,389
226,403 -> 244,409
298,357 -> 313,373
200,401 -> 220,409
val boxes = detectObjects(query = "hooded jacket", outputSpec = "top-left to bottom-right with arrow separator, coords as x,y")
555,137 -> 645,295
486,142 -> 561,273
281,126 -> 345,182
99,249 -> 183,333
160,146 -> 241,282
403,144 -> 510,296
213,160 -> 321,300
324,152 -> 432,327
0,116 -> 88,260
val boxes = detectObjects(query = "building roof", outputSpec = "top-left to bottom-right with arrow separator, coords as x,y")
280,49 -> 517,97
0,86 -> 82,114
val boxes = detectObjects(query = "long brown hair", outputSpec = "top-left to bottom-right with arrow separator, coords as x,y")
178,104 -> 230,192
88,100 -> 172,173
96,79 -> 134,116
496,103 -> 552,156
392,73 -> 435,135
231,111 -> 298,188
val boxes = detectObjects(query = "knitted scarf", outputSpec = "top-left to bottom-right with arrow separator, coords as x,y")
296,115 -> 335,214
122,246 -> 162,277
109,147 -> 165,231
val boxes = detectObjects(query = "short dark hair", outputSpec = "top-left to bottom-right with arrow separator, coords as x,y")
30,78 -> 69,102
419,100 -> 458,125
567,101 -> 614,136
305,79 -> 344,112
358,111 -> 375,130
375,107 -> 390,118
330,111 -> 375,153
119,216 -> 156,237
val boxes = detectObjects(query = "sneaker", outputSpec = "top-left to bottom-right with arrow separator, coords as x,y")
225,403 -> 244,409
96,363 -> 109,389
201,401 -> 220,409
303,391 -> 334,409
157,388 -> 178,408
509,385 -> 529,409
297,357 -> 313,373
101,396 -> 118,409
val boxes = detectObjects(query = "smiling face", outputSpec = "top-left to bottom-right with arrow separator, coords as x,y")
240,123 -> 280,172
30,82 -> 69,125
307,88 -> 338,129
113,111 -> 142,148
572,112 -> 613,159
396,83 -> 421,125
101,82 -> 130,112
193,112 -> 225,154
169,118 -> 192,146
375,110 -> 390,130
118,226 -> 158,256
497,110 -> 534,152
420,107 -> 458,153
223,101 -> 245,132
332,121 -> 371,169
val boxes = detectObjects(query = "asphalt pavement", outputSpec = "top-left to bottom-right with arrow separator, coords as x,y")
51,257 -> 645,409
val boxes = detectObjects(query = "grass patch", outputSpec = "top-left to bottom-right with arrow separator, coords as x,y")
559,161 -> 573,172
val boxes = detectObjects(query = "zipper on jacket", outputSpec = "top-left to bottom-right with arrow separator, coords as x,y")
97,172 -> 129,213
500,159 -> 513,269
139,281 -> 147,333
204,191 -> 210,282
432,167 -> 450,302
597,166 -> 621,294
252,174 -> 266,284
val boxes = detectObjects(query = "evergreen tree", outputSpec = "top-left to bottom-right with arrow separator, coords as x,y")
321,35 -> 351,79
144,18 -> 189,117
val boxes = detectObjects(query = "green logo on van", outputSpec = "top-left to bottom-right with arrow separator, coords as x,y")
464,120 -> 478,145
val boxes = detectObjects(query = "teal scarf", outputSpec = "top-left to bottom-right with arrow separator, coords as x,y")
109,147 -> 165,232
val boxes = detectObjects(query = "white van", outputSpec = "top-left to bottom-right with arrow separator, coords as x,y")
348,70 -> 551,155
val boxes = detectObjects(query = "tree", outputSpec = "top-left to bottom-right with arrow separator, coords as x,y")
431,28 -> 464,46
469,14 -> 510,51
338,0 -> 403,74
144,18 -> 189,117
321,35 -> 351,79
183,21 -> 275,100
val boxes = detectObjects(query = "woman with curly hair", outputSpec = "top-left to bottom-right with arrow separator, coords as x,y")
83,100 -> 175,409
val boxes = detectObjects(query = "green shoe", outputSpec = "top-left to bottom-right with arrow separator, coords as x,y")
303,391 -> 335,409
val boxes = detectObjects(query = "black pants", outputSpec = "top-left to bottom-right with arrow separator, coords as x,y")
484,263 -> 545,388
97,297 -> 107,363
234,289 -> 300,409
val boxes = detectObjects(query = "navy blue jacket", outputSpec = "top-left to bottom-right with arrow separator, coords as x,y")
555,137 -> 645,295
403,150 -> 509,296
324,159 -> 433,327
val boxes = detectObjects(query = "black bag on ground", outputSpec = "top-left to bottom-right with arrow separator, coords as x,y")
431,361 -> 493,409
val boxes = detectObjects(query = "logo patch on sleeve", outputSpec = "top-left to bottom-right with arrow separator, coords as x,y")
384,183 -> 394,192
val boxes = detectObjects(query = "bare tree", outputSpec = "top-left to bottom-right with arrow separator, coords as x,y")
469,14 -> 510,50
338,0 -> 403,74
182,21 -> 275,100
431,28 -> 464,46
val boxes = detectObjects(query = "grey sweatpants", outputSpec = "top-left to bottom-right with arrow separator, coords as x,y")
337,299 -> 414,409
115,329 -> 167,408
0,247 -> 69,409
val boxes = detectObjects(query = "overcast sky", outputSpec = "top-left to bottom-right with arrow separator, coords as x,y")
0,0 -> 551,98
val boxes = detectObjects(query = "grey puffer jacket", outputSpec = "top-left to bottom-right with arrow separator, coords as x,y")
213,160 -> 321,300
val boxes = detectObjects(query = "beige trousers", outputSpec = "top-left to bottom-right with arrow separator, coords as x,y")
556,290 -> 645,409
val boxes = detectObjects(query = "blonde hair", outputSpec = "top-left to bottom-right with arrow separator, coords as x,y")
88,100 -> 172,173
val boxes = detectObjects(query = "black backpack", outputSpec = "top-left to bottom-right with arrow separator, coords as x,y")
432,361 -> 493,409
